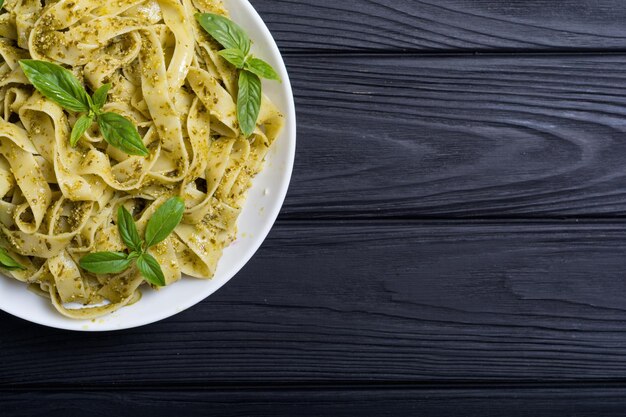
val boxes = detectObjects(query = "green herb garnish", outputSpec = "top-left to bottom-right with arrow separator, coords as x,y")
0,248 -> 25,270
218,48 -> 247,68
136,253 -> 165,287
96,112 -> 147,156
78,251 -> 134,274
79,197 -> 185,286
195,13 -> 281,137
70,113 -> 94,147
237,70 -> 262,137
196,13 -> 251,54
116,202 -> 143,253
19,60 -> 149,156
92,83 -> 111,110
243,57 -> 281,82
144,197 -> 185,247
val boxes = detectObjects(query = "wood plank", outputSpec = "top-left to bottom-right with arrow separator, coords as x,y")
250,0 -> 626,52
4,221 -> 626,384
283,53 -> 626,218
3,386 -> 626,417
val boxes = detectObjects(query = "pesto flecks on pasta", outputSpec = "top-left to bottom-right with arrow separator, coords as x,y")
0,0 -> 284,318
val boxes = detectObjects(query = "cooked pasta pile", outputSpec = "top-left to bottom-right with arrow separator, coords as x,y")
0,0 -> 284,317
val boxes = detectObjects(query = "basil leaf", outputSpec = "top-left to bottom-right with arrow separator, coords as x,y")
218,48 -> 247,68
97,112 -> 149,156
244,58 -> 281,82
0,0 -> 5,11
117,205 -> 142,253
0,248 -> 25,270
70,113 -> 94,147
92,83 -> 111,112
144,197 -> 185,248
19,60 -> 91,113
237,70 -> 261,137
127,251 -> 140,261
136,253 -> 165,286
79,252 -> 133,274
195,13 -> 251,55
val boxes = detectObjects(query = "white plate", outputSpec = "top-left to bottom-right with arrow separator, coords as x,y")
0,0 -> 296,331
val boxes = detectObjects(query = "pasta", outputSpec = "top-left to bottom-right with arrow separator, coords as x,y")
0,0 -> 284,318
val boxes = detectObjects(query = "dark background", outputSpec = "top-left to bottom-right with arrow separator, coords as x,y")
5,0 -> 626,415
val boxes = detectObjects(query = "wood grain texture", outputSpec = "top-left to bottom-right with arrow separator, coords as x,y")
3,386 -> 626,417
283,53 -> 626,218
5,0 -> 626,413
5,221 -> 626,385
250,0 -> 626,52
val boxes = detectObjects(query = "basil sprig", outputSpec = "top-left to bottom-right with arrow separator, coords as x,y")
0,248 -> 25,271
19,60 -> 149,156
195,13 -> 281,137
79,197 -> 185,286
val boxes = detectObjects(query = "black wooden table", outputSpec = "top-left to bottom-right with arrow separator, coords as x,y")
5,1 -> 626,415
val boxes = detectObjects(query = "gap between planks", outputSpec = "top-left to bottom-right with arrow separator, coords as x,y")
6,380 -> 626,392
282,48 -> 626,58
